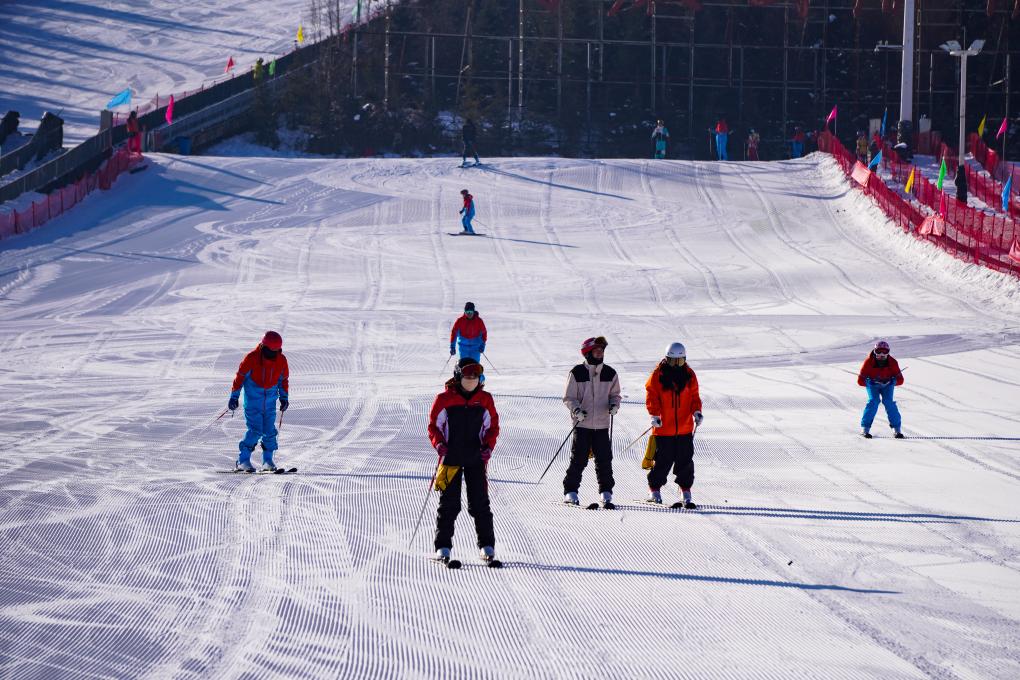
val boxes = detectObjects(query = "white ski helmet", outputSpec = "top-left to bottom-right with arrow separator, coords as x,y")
665,342 -> 686,359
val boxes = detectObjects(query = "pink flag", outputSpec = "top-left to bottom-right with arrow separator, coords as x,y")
938,191 -> 948,219
165,95 -> 175,125
1009,238 -> 1020,263
826,105 -> 838,124
997,117 -> 1008,139
225,56 -> 235,73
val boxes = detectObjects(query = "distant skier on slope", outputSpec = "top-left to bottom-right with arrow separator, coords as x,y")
428,358 -> 500,565
651,119 -> 670,159
228,331 -> 290,472
462,118 -> 480,167
561,336 -> 621,509
857,340 -> 904,439
714,117 -> 729,160
450,301 -> 487,363
458,189 -> 476,234
645,342 -> 702,509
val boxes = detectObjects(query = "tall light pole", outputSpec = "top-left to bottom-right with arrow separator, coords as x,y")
899,0 -> 915,152
941,39 -> 985,205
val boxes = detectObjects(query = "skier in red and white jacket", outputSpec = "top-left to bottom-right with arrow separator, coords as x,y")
427,358 -> 500,565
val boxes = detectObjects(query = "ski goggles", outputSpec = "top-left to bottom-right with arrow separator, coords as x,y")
665,357 -> 686,367
460,364 -> 484,379
873,351 -> 889,358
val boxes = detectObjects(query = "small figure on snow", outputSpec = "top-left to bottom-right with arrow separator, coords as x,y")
746,128 -> 760,161
645,342 -> 703,509
459,188 -> 476,234
651,119 -> 670,159
714,117 -> 729,161
428,358 -> 500,565
562,336 -> 622,509
228,331 -> 290,472
790,126 -> 806,158
857,340 -> 904,439
450,301 -> 487,363
856,131 -> 869,163
462,118 -> 480,167
126,110 -> 142,154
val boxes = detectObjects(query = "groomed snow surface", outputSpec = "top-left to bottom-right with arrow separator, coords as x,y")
1,153 -> 1020,680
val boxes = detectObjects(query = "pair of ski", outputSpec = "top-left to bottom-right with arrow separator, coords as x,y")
433,555 -> 503,570
447,232 -> 485,237
230,467 -> 298,475
562,500 -> 616,511
641,499 -> 698,510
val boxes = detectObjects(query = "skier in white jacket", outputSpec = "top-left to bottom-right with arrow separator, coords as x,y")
562,336 -> 622,508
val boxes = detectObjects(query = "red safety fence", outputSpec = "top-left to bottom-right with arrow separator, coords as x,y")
0,146 -> 142,241
818,131 -> 1020,277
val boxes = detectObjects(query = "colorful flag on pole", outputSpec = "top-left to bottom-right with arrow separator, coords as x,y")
826,105 -> 838,125
225,56 -> 235,73
936,157 -> 947,190
978,114 -> 987,137
106,88 -> 131,109
938,190 -> 948,219
997,117 -> 1008,139
269,59 -> 276,77
868,150 -> 882,169
905,167 -> 915,194
297,25 -> 304,44
880,108 -> 888,137
1002,174 -> 1013,212
165,94 -> 174,125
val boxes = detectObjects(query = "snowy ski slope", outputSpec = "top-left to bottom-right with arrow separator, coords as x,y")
1,153 -> 1020,679
0,0 -> 352,143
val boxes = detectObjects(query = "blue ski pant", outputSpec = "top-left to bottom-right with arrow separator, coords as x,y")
461,211 -> 475,233
860,382 -> 901,430
715,133 -> 729,160
238,405 -> 278,463
791,141 -> 804,158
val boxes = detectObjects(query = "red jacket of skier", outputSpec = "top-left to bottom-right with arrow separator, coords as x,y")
428,380 -> 499,466
462,193 -> 474,212
450,314 -> 487,343
231,346 -> 290,394
857,353 -> 903,386
715,120 -> 729,134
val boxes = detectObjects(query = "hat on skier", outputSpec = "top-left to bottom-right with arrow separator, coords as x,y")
261,330 -> 283,351
455,357 -> 483,379
580,336 -> 608,355
874,340 -> 890,353
464,301 -> 476,312
460,189 -> 469,195
665,342 -> 686,359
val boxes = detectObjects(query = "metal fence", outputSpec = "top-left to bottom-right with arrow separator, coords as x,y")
0,130 -> 111,204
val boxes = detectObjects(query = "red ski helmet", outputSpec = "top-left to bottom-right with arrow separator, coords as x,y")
580,336 -> 608,355
261,330 -> 283,351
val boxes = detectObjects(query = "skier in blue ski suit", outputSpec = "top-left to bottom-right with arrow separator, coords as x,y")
459,189 -> 476,234
228,331 -> 290,471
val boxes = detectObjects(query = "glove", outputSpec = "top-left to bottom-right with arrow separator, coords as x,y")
651,415 -> 662,428
608,404 -> 620,416
693,411 -> 703,426
279,397 -> 289,412
450,345 -> 456,356
228,396 -> 239,411
436,443 -> 448,458
480,447 -> 492,462
571,408 -> 587,423
459,209 -> 465,215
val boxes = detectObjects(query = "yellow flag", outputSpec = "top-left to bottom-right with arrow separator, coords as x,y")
978,114 -> 986,137
904,167 -> 915,194
297,25 -> 304,44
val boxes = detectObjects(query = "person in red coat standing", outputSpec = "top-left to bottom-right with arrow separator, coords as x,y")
126,110 -> 142,154
449,301 -> 487,362
427,358 -> 500,565
228,331 -> 290,471
857,340 -> 904,439
714,118 -> 729,160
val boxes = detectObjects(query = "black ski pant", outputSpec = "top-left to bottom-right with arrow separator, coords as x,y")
434,461 -> 495,550
647,434 -> 695,490
562,427 -> 614,494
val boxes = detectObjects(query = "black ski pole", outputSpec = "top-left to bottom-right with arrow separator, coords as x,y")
440,353 -> 454,376
538,424 -> 577,482
409,458 -> 442,548
481,351 -> 500,375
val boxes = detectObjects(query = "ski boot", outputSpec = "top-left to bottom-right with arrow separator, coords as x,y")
647,488 -> 663,504
479,546 -> 503,568
861,428 -> 873,439
893,428 -> 904,439
673,487 -> 697,510
261,459 -> 277,473
235,459 -> 255,473
563,491 -> 580,506
600,491 -> 616,510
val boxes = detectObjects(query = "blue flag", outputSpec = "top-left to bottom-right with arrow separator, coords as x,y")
868,150 -> 882,170
1002,175 -> 1012,213
880,108 -> 887,137
106,88 -> 131,109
